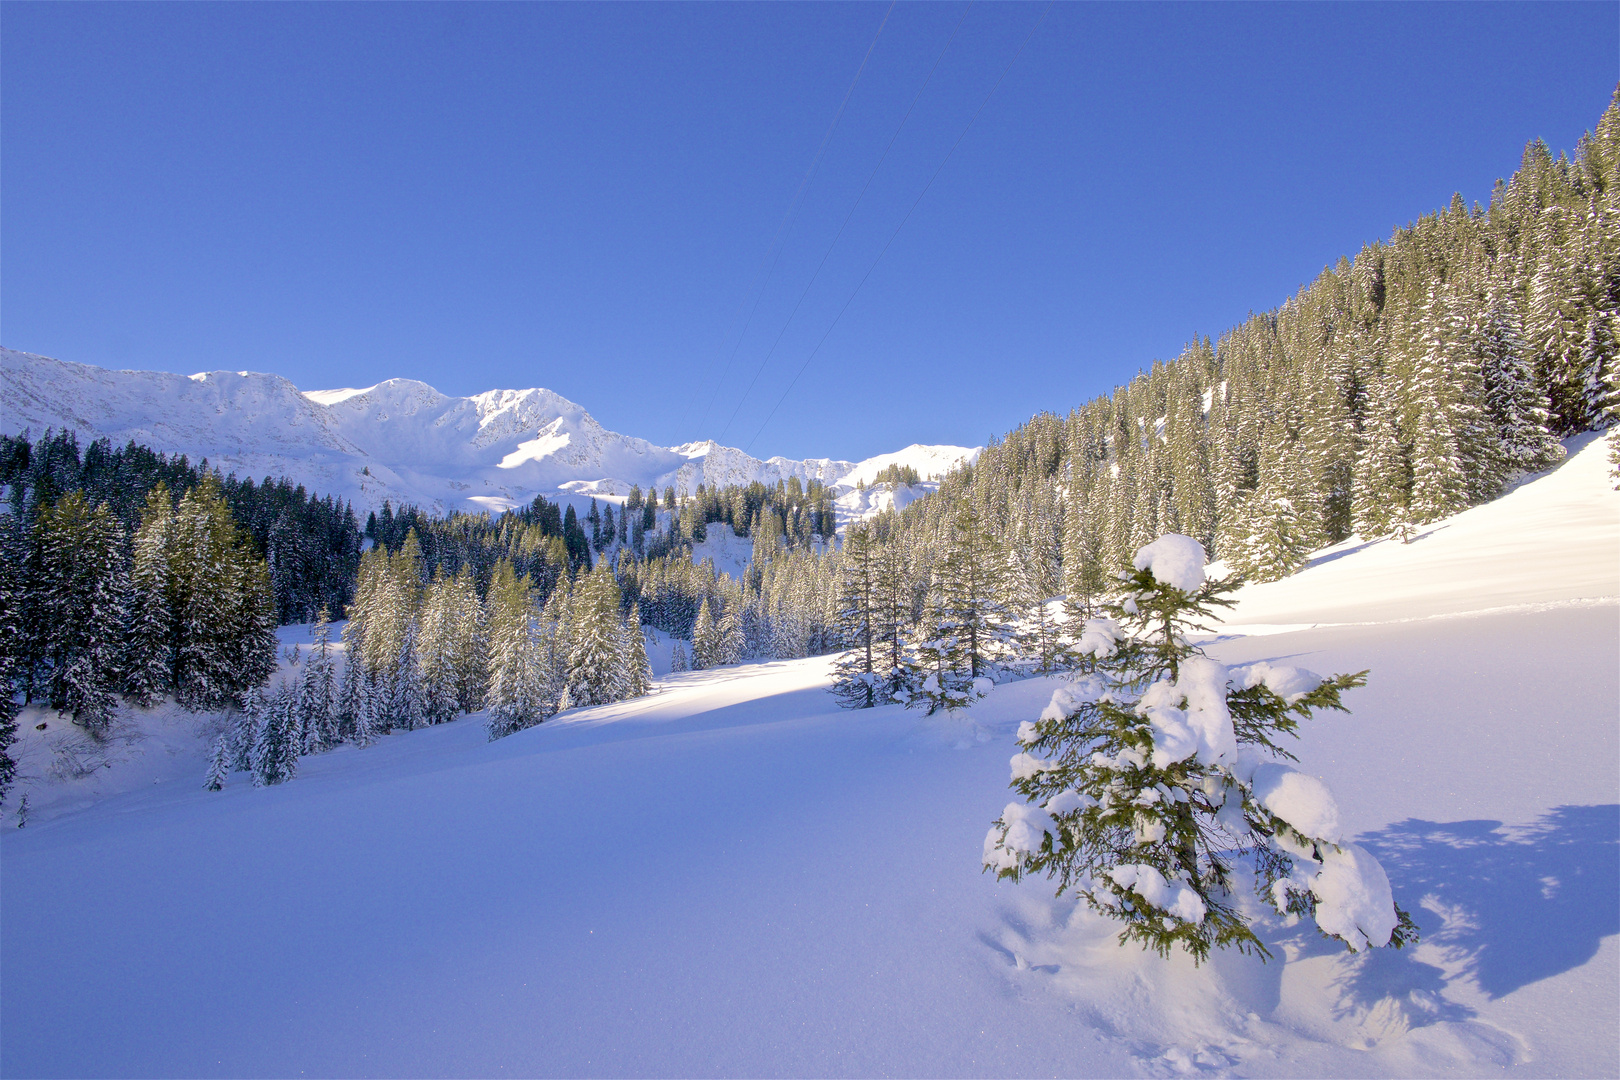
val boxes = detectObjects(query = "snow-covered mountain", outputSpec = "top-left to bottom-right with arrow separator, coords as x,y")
0,349 -> 979,518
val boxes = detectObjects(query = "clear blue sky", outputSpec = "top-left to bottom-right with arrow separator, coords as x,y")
3,2 -> 1615,462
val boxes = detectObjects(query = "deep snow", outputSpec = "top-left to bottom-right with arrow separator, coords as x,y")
0,436 -> 1614,1078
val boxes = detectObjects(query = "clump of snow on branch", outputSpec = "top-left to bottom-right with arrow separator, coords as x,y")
1107,864 -> 1208,924
1135,655 -> 1237,769
1131,534 -> 1207,593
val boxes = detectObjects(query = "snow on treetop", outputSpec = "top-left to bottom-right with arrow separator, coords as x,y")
1132,534 -> 1207,592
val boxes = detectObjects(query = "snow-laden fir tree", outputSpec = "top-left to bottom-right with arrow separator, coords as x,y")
1477,285 -> 1565,477
984,534 -> 1417,962
1351,375 -> 1411,541
335,624 -> 374,747
0,524 -> 22,804
484,561 -> 549,739
715,604 -> 744,667
669,642 -> 689,673
897,501 -> 1016,713
1228,490 -> 1312,584
170,479 -> 277,711
446,567 -> 488,713
124,483 -> 176,707
298,609 -> 340,753
204,732 -> 230,791
690,597 -> 718,671
619,603 -> 653,699
30,492 -> 127,735
1006,544 -> 1064,675
564,562 -> 628,708
830,524 -> 888,708
248,684 -> 301,787
416,570 -> 464,727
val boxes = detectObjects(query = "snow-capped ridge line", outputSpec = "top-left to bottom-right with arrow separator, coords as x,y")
0,348 -> 981,519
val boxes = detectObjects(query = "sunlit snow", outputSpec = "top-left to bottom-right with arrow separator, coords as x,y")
1,432 -> 1614,1078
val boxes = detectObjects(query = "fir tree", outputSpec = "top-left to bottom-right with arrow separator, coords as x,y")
31,492 -> 127,735
416,571 -> 462,726
619,604 -> 653,699
249,684 -> 301,787
1230,491 -> 1312,584
830,525 -> 886,708
898,501 -> 1014,712
205,734 -> 230,791
984,534 -> 1417,962
0,526 -> 21,805
564,562 -> 627,707
485,561 -> 547,739
124,483 -> 176,706
690,598 -> 718,671
1351,376 -> 1411,540
298,609 -> 340,753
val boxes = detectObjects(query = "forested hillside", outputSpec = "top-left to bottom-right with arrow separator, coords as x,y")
872,95 -> 1618,599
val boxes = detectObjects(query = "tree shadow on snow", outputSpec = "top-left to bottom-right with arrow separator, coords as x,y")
1359,804 -> 1620,1000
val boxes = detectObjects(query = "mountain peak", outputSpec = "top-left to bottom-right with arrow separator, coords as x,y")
1,348 -> 981,520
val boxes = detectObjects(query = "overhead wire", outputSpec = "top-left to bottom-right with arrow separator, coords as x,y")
691,0 -> 897,438
742,0 -> 1053,456
716,1 -> 974,445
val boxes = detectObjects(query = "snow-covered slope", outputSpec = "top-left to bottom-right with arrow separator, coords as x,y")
2,427 -> 1614,1077
1210,430 -> 1617,630
0,349 -> 978,518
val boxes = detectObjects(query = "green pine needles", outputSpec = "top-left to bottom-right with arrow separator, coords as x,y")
984,533 -> 1418,964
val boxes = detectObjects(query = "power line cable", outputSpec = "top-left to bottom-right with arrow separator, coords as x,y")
743,1 -> 1052,456
692,1 -> 897,438
717,1 -> 973,445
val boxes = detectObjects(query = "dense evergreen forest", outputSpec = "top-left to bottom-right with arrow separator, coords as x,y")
2,96 -> 1615,797
865,95 -> 1619,603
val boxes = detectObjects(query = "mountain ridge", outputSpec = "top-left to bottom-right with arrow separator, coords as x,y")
0,348 -> 979,519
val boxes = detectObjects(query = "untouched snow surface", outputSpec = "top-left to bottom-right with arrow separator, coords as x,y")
2,437 -> 1616,1077
0,349 -> 978,519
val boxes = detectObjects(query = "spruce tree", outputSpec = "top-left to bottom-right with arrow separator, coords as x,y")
125,483 -> 176,706
716,605 -> 744,666
1230,491 -> 1312,584
249,683 -> 301,787
0,526 -> 21,805
485,561 -> 546,739
898,501 -> 1014,712
564,562 -> 627,707
32,492 -> 127,735
205,733 -> 230,791
619,604 -> 653,699
690,598 -> 717,671
830,525 -> 885,708
1351,376 -> 1411,540
984,534 -> 1417,962
298,609 -> 340,753
416,571 -> 462,726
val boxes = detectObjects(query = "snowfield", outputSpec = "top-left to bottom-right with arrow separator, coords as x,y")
1,437 -> 1615,1078
0,348 -> 979,522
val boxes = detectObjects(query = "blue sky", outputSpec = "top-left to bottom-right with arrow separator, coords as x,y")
3,2 -> 1615,462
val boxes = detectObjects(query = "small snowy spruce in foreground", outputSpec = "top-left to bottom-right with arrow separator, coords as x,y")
983,534 -> 1418,963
